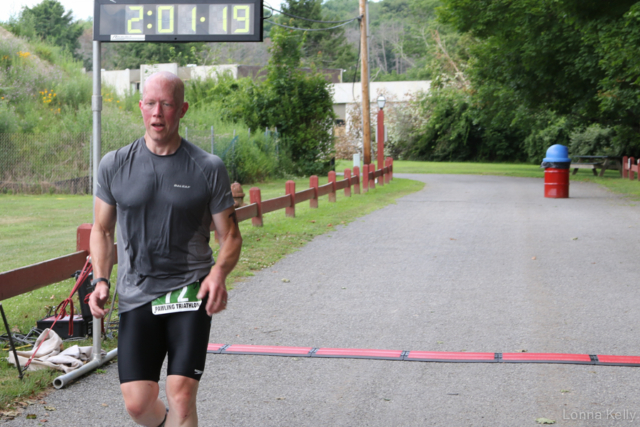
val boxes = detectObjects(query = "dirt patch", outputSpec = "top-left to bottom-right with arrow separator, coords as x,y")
0,26 -> 16,41
0,217 -> 33,226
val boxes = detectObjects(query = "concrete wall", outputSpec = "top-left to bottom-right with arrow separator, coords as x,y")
101,69 -> 135,97
331,81 -> 431,121
95,63 -> 345,95
190,65 -> 239,81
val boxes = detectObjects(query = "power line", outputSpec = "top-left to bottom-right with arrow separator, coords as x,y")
265,18 -> 359,32
264,4 -> 359,24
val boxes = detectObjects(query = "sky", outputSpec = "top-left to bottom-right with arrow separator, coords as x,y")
0,0 -> 288,23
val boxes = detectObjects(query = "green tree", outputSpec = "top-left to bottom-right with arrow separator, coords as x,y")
250,26 -> 336,175
279,0 -> 357,71
107,43 -> 206,69
434,0 -> 640,159
183,26 -> 336,175
8,0 -> 84,58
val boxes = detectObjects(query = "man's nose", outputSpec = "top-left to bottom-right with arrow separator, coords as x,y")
152,103 -> 163,116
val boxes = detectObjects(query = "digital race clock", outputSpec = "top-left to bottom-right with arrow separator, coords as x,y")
94,0 -> 263,42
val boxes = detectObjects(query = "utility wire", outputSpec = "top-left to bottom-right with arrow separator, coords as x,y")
264,4 -> 359,24
266,18 -> 359,32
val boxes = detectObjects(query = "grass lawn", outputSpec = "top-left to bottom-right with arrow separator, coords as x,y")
336,159 -> 640,198
0,175 -> 423,411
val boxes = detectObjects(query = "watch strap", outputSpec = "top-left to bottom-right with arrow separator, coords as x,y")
91,277 -> 110,289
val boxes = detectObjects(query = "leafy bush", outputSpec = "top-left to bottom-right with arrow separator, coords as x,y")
247,26 -> 335,176
217,132 -> 283,183
523,113 -> 572,163
569,124 -> 616,156
184,26 -> 336,177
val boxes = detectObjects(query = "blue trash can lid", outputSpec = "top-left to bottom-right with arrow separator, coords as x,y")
543,144 -> 571,162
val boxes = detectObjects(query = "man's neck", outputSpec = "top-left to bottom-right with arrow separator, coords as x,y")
144,134 -> 182,156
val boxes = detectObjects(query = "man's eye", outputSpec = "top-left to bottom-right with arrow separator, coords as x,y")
163,103 -> 172,108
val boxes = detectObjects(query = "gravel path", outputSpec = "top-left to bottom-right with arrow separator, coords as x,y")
6,174 -> 640,426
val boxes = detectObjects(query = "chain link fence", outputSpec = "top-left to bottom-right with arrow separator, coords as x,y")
0,132 -> 137,194
0,128 -> 280,194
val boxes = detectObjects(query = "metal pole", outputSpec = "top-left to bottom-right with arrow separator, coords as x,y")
89,135 -> 92,196
53,348 -> 118,389
185,127 -> 188,140
0,303 -> 23,380
210,126 -> 214,154
92,40 -> 102,221
91,39 -> 103,369
359,0 -> 371,165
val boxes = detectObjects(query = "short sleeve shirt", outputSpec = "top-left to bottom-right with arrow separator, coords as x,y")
96,138 -> 235,312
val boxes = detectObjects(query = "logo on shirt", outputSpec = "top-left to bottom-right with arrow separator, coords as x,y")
174,184 -> 191,189
194,369 -> 203,375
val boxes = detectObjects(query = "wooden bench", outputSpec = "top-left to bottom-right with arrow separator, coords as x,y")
571,156 -> 622,177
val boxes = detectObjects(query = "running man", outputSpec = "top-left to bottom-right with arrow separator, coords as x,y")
88,71 -> 242,427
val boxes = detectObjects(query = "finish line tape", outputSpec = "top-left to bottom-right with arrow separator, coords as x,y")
207,344 -> 640,367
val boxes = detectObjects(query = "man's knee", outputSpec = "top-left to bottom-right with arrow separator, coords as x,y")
121,381 -> 160,419
167,375 -> 199,414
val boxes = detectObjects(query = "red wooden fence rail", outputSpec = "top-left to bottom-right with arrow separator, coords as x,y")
622,156 -> 640,180
0,159 -> 394,302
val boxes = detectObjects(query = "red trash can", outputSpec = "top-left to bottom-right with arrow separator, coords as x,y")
541,144 -> 571,199
544,168 -> 569,198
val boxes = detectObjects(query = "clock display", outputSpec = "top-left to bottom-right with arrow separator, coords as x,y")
94,0 -> 262,42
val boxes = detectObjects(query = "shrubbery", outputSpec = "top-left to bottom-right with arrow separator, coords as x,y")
183,25 -> 335,177
0,21 -> 335,184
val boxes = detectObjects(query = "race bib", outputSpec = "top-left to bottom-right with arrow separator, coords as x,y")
152,282 -> 201,315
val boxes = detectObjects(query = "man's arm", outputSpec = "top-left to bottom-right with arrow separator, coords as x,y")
88,198 -> 117,319
197,206 -> 243,315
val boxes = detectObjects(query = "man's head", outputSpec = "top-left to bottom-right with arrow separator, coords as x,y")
139,72 -> 189,150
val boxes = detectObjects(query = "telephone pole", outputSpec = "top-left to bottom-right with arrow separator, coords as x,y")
359,0 -> 371,165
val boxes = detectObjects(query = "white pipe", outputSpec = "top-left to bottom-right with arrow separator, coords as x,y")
53,348 -> 118,389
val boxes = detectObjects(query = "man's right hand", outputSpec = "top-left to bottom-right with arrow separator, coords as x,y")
88,283 -> 110,318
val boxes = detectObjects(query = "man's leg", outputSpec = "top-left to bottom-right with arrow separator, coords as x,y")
164,290 -> 212,427
121,380 -> 167,427
118,302 -> 168,426
166,375 -> 200,427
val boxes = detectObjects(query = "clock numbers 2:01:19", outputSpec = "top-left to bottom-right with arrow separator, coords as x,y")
125,4 -> 252,35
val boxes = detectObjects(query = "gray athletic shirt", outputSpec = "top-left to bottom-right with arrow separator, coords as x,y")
96,137 -> 235,313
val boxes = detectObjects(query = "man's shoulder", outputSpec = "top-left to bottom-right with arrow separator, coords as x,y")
104,138 -> 144,166
181,139 -> 225,171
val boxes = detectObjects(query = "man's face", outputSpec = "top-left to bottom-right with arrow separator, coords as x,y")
139,77 -> 188,145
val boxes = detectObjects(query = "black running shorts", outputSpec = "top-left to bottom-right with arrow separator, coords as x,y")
117,291 -> 212,384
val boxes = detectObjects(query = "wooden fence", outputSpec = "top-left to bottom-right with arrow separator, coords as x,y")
0,159 -> 394,302
622,156 -> 640,180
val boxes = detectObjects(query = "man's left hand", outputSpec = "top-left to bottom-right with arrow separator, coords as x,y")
197,270 -> 228,316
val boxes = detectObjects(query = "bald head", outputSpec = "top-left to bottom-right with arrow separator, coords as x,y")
139,71 -> 189,152
143,71 -> 185,106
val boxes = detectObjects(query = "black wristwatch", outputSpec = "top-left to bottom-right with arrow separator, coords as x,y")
91,277 -> 111,289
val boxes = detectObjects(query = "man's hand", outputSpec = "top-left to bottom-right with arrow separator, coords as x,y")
88,283 -> 110,318
197,270 -> 228,316
197,206 -> 242,316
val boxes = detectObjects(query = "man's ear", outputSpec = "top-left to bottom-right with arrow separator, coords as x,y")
180,102 -> 189,118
